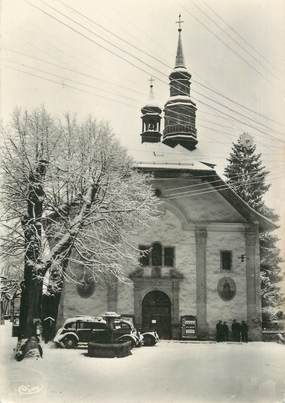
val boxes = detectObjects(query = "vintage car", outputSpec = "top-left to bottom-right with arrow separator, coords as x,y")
141,330 -> 159,346
119,313 -> 159,346
54,316 -> 143,349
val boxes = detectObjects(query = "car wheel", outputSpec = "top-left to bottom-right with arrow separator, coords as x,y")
143,335 -> 155,346
63,336 -> 77,349
118,336 -> 136,349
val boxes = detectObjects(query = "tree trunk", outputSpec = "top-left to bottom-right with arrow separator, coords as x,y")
41,257 -> 70,342
18,160 -> 48,339
19,274 -> 43,337
19,174 -> 97,340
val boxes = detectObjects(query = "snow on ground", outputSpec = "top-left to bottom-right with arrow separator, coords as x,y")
0,322 -> 285,403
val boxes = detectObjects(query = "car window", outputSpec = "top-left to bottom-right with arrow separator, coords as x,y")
92,322 -> 107,330
119,321 -> 131,330
65,322 -> 76,329
77,321 -> 92,329
113,320 -> 122,330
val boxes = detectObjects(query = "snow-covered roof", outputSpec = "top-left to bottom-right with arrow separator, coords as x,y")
165,95 -> 196,105
131,142 -> 215,171
130,141 -> 276,232
143,99 -> 161,109
172,67 -> 190,74
208,173 -> 277,232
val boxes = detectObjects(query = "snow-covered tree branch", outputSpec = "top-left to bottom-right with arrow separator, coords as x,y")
0,107 -> 160,339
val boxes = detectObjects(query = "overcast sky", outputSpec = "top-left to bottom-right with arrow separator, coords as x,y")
1,0 -> 285,278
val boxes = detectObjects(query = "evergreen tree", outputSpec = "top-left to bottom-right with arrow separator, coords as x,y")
224,133 -> 283,326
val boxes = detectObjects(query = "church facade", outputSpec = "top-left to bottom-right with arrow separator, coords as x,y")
60,21 -> 273,340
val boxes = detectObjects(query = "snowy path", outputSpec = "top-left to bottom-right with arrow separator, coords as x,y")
0,322 -> 285,403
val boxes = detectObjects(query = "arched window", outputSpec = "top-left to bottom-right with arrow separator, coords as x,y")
138,243 -> 175,267
152,242 -> 162,266
139,245 -> 150,266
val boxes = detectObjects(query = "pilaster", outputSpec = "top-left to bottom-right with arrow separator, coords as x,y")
171,279 -> 180,338
246,224 -> 262,340
195,226 -> 208,338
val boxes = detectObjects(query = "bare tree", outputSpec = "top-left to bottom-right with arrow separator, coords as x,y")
0,107 -> 159,342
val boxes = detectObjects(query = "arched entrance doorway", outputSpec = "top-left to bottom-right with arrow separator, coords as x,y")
142,290 -> 171,339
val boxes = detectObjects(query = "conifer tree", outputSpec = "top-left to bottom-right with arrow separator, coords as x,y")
224,133 -> 283,326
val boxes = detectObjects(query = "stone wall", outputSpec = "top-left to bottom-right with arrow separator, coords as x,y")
117,281 -> 134,315
61,277 -> 108,324
206,227 -> 247,338
60,173 -> 261,340
129,209 -> 197,316
155,177 -> 246,224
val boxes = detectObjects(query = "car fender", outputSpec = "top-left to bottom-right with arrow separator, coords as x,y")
117,334 -> 138,346
54,331 -> 79,344
142,332 -> 159,343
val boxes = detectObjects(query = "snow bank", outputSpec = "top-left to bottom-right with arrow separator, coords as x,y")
0,322 -> 285,403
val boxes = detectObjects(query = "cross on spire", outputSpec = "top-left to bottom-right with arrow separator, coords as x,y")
148,77 -> 155,100
176,14 -> 184,32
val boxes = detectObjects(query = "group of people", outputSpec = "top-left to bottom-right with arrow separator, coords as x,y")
216,319 -> 248,342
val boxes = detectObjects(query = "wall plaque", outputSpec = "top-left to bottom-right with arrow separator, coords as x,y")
76,276 -> 96,298
217,277 -> 236,301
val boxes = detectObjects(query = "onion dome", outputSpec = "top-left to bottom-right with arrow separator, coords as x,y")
163,15 -> 198,151
140,78 -> 162,143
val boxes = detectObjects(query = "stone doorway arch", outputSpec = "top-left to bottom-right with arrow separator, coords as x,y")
142,290 -> 171,339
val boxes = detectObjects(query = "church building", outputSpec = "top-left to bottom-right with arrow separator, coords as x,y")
60,18 -> 274,340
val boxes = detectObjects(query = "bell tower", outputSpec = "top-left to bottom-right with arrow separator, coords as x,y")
163,15 -> 198,150
140,78 -> 162,143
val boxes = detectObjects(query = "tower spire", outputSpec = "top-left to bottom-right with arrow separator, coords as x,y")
175,14 -> 186,68
148,77 -> 155,100
162,15 -> 198,151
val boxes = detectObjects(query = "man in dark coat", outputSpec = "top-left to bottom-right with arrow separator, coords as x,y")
216,320 -> 223,342
42,316 -> 55,343
241,321 -> 248,342
231,319 -> 241,341
222,322 -> 229,341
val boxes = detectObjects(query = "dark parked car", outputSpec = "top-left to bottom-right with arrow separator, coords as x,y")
141,330 -> 159,346
54,316 -> 142,348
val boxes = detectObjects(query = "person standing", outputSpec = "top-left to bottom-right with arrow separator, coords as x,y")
216,320 -> 223,342
236,321 -> 241,341
222,321 -> 229,342
241,321 -> 248,342
231,319 -> 241,341
42,316 -> 55,343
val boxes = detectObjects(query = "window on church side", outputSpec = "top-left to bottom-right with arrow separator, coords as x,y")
139,243 -> 175,267
139,245 -> 150,266
220,251 -> 232,271
164,247 -> 175,267
152,242 -> 162,266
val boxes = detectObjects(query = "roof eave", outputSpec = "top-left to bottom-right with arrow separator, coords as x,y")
209,174 -> 277,232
